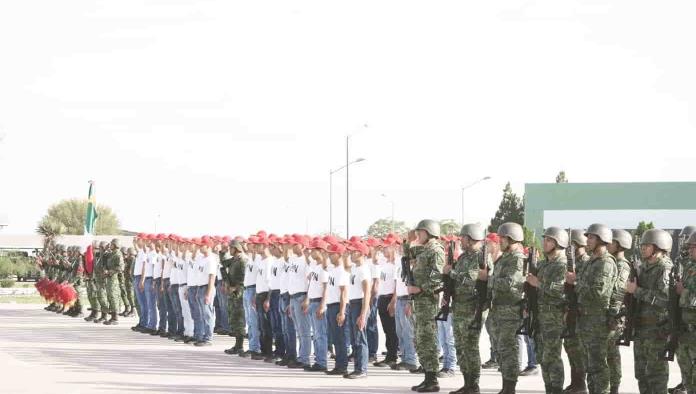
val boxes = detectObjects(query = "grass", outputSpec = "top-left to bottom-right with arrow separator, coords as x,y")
0,295 -> 45,304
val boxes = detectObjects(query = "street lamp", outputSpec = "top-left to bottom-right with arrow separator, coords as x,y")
329,157 -> 365,236
381,194 -> 395,233
461,176 -> 491,225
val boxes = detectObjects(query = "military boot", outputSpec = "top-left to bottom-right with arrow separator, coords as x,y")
499,379 -> 516,394
416,372 -> 440,393
448,373 -> 468,394
94,312 -> 108,323
563,371 -> 588,394
608,387 -> 618,394
63,306 -> 74,316
84,310 -> 97,321
467,374 -> 480,394
56,305 -> 66,314
104,313 -> 119,325
119,306 -> 128,317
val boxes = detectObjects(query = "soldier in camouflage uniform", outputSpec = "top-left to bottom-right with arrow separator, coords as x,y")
445,223 -> 489,394
103,239 -> 125,325
676,231 -> 696,394
487,222 -> 526,394
607,229 -> 632,394
671,226 -> 696,394
563,229 -> 590,394
67,246 -> 85,317
526,227 -> 569,393
93,241 -> 110,323
84,241 -> 100,321
407,219 -> 445,393
118,247 -> 136,317
571,223 -> 617,394
625,229 -> 673,394
223,239 -> 249,354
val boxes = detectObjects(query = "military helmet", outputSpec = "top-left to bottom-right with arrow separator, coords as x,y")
543,227 -> 568,249
640,229 -> 673,252
687,232 -> 696,246
98,241 -> 107,248
229,240 -> 245,253
497,222 -> 524,242
459,223 -> 485,241
111,238 -> 120,248
611,229 -> 632,250
584,223 -> 612,244
570,229 -> 587,247
415,219 -> 441,238
680,225 -> 696,238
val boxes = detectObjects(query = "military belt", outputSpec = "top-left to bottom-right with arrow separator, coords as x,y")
291,291 -> 307,299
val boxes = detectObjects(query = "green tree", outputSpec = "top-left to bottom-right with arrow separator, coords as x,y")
366,218 -> 409,238
439,219 -> 461,236
37,199 -> 120,235
488,182 -> 524,233
556,171 -> 568,183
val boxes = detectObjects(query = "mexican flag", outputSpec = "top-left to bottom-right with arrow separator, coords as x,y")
84,181 -> 98,274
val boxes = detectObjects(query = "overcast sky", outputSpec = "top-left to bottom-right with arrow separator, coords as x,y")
1,1 -> 694,237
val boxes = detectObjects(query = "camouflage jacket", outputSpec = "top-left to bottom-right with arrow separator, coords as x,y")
488,250 -> 525,306
410,238 -> 445,298
576,250 -> 617,312
123,255 -> 135,279
224,253 -> 249,287
680,258 -> 696,325
609,256 -> 631,317
536,251 -> 566,307
450,247 -> 489,304
106,250 -> 125,275
635,255 -> 672,329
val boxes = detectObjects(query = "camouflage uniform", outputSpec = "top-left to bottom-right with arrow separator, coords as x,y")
488,249 -> 526,383
607,255 -> 631,392
535,251 -> 567,392
224,251 -> 248,339
564,252 -> 591,384
449,247 -> 489,388
119,252 -> 135,313
678,257 -> 696,394
410,238 -> 445,373
576,250 -> 617,394
94,249 -> 109,315
633,255 -> 672,394
105,248 -> 125,315
69,251 -> 85,314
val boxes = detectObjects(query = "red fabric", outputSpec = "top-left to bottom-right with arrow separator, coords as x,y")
85,245 -> 94,274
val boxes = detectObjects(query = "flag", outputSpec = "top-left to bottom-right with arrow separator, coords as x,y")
84,181 -> 98,274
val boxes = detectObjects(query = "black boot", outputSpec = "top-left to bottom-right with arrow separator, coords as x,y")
499,379 -> 516,394
416,372 -> 440,393
564,370 -> 587,393
448,373 -> 467,394
94,312 -> 107,323
468,374 -> 480,394
84,310 -> 97,321
104,313 -> 119,325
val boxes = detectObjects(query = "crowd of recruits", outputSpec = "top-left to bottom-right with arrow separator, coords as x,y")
35,221 -> 696,394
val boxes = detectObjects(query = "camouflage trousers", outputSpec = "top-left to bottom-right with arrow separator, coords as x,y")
413,295 -> 439,373
675,329 -> 696,394
536,307 -> 565,390
227,289 -> 245,337
119,273 -> 135,308
85,277 -> 101,312
490,304 -> 522,382
105,275 -> 122,314
607,327 -> 623,390
634,330 -> 669,394
564,333 -> 586,376
452,299 -> 484,384
578,311 -> 611,394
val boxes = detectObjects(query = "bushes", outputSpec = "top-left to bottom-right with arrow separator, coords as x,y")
0,257 -> 13,279
0,279 -> 15,288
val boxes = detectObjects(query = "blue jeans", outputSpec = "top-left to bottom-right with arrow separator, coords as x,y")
366,297 -> 379,358
349,299 -> 368,374
327,302 -> 350,370
155,278 -> 167,331
166,282 -> 180,335
291,293 -> 312,365
269,290 -> 285,357
197,284 -> 216,342
525,335 -> 537,368
437,314 -> 457,370
395,298 -> 417,365
280,293 -> 296,359
309,300 -> 328,368
133,276 -> 147,327
243,286 -> 260,352
143,277 -> 158,330
215,281 -> 230,331
187,286 -> 202,341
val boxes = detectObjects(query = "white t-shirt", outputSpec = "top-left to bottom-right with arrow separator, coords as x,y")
168,253 -> 179,284
327,264 -> 349,304
369,258 -> 381,280
288,255 -> 309,295
153,252 -> 164,279
243,254 -> 257,287
178,255 -> 188,286
349,263 -> 371,301
163,252 -> 173,279
255,257 -> 272,293
279,259 -> 291,294
185,253 -> 198,286
378,260 -> 396,296
134,250 -> 146,276
269,257 -> 283,291
195,253 -> 218,287
144,250 -> 157,277
394,263 -> 409,297
307,261 -> 328,299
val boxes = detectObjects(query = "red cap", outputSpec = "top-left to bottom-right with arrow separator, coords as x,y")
365,238 -> 382,247
222,236 -> 231,243
382,237 -> 397,247
347,241 -> 369,256
486,233 -> 500,244
257,230 -> 267,239
136,233 -> 146,239
327,243 -> 347,254
310,239 -> 328,251
247,236 -> 259,244
349,236 -> 362,243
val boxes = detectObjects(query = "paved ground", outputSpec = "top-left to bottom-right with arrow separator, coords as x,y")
0,304 -> 683,394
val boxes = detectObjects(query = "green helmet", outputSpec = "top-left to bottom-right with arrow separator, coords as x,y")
687,232 -> 696,246
497,222 -> 524,242
584,223 -> 612,244
611,229 -> 632,250
680,225 -> 696,238
229,240 -> 245,253
570,229 -> 587,247
98,241 -> 107,249
640,229 -> 673,252
415,219 -> 441,238
543,227 -> 568,249
111,238 -> 120,248
459,223 -> 485,241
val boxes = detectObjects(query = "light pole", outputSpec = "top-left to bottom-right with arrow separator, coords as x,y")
461,176 -> 491,225
329,157 -> 365,236
381,193 -> 395,233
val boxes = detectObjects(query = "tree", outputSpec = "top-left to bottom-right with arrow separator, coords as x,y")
366,218 -> 409,238
439,219 -> 461,236
556,171 -> 568,183
488,182 -> 524,233
37,199 -> 120,235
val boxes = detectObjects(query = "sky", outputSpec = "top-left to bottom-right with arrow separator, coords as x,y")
1,1 -> 695,238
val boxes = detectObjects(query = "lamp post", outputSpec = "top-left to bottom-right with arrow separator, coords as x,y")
381,193 -> 395,233
461,176 -> 491,225
329,157 -> 365,236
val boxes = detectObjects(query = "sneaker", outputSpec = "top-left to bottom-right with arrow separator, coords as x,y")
325,368 -> 348,376
275,358 -> 290,366
251,352 -> 266,360
343,371 -> 367,379
519,366 -> 538,376
481,359 -> 499,369
373,359 -> 396,368
392,362 -> 418,371
307,364 -> 327,372
437,368 -> 455,378
287,360 -> 306,369
224,348 -> 237,355
194,341 -> 212,347
183,336 -> 196,344
238,351 -> 251,358
368,355 -> 377,363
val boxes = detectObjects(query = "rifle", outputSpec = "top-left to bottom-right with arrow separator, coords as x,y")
561,229 -> 578,339
659,235 -> 684,360
469,233 -> 489,330
516,241 -> 538,337
400,241 -> 416,287
616,235 -> 640,346
435,240 -> 456,321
